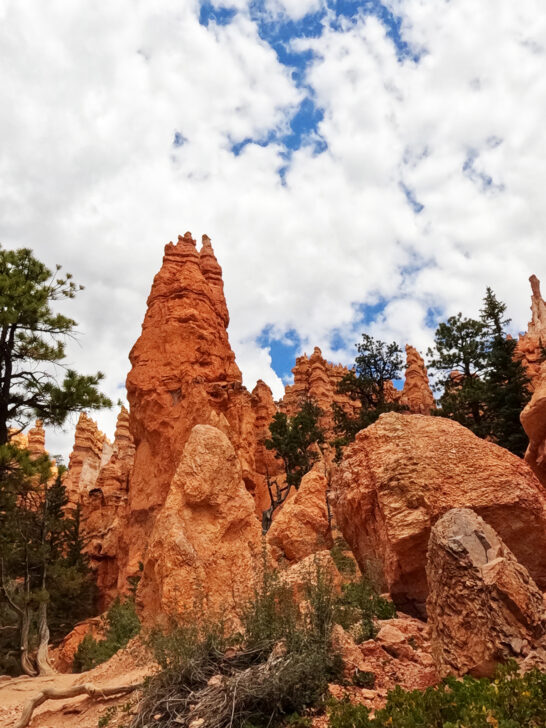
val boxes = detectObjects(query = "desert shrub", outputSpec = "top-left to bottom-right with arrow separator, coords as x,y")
132,558 -> 342,728
328,661 -> 546,727
353,670 -> 375,689
335,574 -> 396,642
330,537 -> 357,577
73,597 -> 140,672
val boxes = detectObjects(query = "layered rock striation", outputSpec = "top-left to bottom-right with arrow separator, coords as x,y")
63,412 -> 112,507
331,412 -> 546,614
280,346 -> 359,438
427,508 -> 546,677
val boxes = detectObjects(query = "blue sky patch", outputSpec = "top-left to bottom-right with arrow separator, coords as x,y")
199,2 -> 237,26
257,325 -> 302,381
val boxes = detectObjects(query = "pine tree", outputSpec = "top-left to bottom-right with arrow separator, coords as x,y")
333,334 -> 405,446
427,313 -> 488,435
0,453 -> 96,675
480,288 -> 531,456
0,246 -> 112,444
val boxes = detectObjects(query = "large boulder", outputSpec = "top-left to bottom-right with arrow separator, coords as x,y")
427,508 -> 546,677
331,412 -> 546,613
137,425 -> 263,625
267,469 -> 333,563
521,360 -> 546,487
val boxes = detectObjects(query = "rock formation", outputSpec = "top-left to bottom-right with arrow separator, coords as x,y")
121,233 -> 269,591
267,469 -> 333,563
137,425 -> 262,624
516,275 -> 546,388
521,360 -> 546,487
427,508 -> 546,677
399,345 -> 435,414
79,407 -> 135,608
27,420 -> 46,458
63,412 -> 112,507
280,346 -> 359,438
331,412 -> 546,614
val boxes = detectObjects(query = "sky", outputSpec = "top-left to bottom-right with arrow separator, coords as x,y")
1,0 -> 545,461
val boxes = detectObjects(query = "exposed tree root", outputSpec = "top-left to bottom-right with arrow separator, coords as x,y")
15,681 -> 142,728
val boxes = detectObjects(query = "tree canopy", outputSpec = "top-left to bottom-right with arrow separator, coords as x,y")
333,334 -> 406,447
0,246 -> 112,444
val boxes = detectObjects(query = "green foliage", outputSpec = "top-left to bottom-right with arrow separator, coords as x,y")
98,706 -> 117,727
328,661 -> 546,727
73,597 -> 140,672
333,334 -> 405,445
134,558 -> 342,728
265,399 -> 325,490
330,537 -> 357,577
352,670 -> 375,689
0,245 -> 112,444
334,573 -> 396,643
0,448 -> 97,674
428,289 -> 532,456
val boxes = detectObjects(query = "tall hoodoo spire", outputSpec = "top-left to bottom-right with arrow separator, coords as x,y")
516,274 -> 546,387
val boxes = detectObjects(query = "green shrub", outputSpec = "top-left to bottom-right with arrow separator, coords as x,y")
328,661 -> 546,727
132,557 -> 342,728
335,575 -> 396,642
73,597 -> 140,672
353,670 -> 375,689
330,537 -> 357,577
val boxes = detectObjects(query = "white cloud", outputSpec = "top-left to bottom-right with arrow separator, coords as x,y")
0,0 -> 545,458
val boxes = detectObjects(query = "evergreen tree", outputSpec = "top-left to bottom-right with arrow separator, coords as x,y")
333,334 -> 405,446
0,452 -> 96,675
0,246 -> 112,444
480,288 -> 531,456
427,313 -> 488,435
265,399 -> 324,490
263,399 -> 325,531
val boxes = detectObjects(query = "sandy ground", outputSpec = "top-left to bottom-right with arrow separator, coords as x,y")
0,640 -> 152,728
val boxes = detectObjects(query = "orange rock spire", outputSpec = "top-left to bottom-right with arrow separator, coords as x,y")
119,234 -> 265,593
516,274 -> 546,387
63,412 -> 111,506
399,345 -> 435,414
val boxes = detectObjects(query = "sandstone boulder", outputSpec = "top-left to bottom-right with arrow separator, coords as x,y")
521,360 -> 546,487
137,425 -> 263,624
267,470 -> 333,563
427,508 -> 546,677
331,412 -> 546,613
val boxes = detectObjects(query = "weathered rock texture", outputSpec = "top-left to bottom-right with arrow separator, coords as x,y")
79,407 -> 135,608
399,345 -> 435,414
427,508 -> 546,677
27,420 -> 46,458
63,413 -> 112,507
267,469 -> 333,563
521,361 -> 546,488
280,346 -> 359,438
137,425 -> 262,624
331,412 -> 546,613
516,275 -> 546,388
120,233 -> 271,590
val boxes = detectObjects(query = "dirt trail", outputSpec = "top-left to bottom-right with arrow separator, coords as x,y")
0,640 -> 152,728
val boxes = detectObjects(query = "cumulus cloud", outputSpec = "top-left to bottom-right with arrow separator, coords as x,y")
0,0 -> 544,457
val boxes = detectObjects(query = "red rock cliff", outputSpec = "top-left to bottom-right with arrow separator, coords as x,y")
63,413 -> 111,507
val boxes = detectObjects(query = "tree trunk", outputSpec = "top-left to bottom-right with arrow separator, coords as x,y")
36,600 -> 55,675
20,605 -> 37,677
